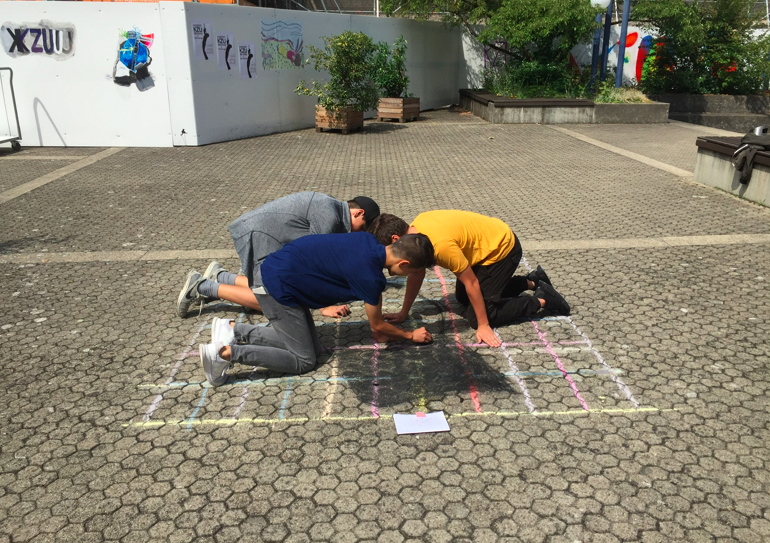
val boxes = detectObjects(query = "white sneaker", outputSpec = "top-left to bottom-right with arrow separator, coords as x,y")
200,343 -> 231,386
212,317 -> 235,346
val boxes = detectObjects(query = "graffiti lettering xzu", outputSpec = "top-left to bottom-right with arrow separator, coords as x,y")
1,22 -> 75,58
113,28 -> 154,92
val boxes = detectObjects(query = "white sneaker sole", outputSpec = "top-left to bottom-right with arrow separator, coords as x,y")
177,270 -> 200,318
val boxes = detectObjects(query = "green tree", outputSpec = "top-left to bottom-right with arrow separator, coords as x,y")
380,0 -> 601,66
635,0 -> 770,94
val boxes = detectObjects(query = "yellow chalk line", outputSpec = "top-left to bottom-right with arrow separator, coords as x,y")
124,406 -> 675,428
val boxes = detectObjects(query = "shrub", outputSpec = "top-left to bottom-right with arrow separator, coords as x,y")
296,31 -> 379,113
482,61 -> 588,99
371,36 -> 410,98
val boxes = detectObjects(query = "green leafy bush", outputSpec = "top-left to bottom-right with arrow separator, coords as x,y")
635,0 -> 770,95
592,80 -> 649,103
296,31 -> 379,113
482,62 -> 588,99
371,36 -> 410,98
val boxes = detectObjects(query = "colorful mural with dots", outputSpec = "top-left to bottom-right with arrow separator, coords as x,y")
260,20 -> 303,70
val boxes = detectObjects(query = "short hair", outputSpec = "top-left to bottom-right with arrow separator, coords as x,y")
347,200 -> 360,210
367,213 -> 409,246
390,233 -> 435,269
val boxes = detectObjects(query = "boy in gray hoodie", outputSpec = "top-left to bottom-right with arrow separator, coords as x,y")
176,192 -> 380,318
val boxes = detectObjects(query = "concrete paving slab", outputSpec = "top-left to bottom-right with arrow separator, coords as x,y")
0,160 -> 72,194
562,121 -> 735,172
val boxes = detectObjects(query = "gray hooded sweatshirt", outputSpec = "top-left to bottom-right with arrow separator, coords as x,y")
228,192 -> 351,287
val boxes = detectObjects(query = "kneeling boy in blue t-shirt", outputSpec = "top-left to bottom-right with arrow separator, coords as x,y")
199,232 -> 435,386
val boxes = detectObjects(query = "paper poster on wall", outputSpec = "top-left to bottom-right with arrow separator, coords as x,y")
238,42 -> 256,80
191,21 -> 213,60
216,32 -> 235,71
261,20 -> 303,70
113,27 -> 154,91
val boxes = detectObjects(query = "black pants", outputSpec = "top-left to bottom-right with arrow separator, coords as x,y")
455,235 -> 541,329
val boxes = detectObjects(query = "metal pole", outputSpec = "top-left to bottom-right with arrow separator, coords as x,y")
615,0 -> 631,88
600,2 -> 613,81
766,0 -> 769,27
588,13 -> 602,93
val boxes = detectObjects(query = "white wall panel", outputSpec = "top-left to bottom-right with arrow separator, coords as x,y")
0,3 -> 173,147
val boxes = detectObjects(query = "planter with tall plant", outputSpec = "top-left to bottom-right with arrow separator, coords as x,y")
296,31 -> 379,134
371,36 -> 419,123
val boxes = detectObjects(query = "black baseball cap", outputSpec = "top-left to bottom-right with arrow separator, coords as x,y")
352,196 -> 380,228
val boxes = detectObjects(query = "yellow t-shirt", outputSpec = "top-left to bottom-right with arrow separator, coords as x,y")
411,210 -> 515,274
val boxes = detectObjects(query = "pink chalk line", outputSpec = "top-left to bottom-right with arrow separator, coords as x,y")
144,317 -> 210,422
371,341 -> 380,418
495,329 -> 536,413
532,320 -> 589,411
435,266 -> 482,413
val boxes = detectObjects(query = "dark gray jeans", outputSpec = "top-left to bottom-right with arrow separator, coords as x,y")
229,293 -> 322,374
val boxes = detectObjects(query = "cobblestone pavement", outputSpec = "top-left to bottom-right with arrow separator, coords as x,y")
1,112 -> 770,543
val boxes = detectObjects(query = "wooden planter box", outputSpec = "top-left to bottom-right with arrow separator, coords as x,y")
315,106 -> 364,134
377,97 -> 420,123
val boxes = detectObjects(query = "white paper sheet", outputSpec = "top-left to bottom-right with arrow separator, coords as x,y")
393,411 -> 450,435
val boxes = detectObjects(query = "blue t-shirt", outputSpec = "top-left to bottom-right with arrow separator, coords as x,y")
261,232 -> 387,309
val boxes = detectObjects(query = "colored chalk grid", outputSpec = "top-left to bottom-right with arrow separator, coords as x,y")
129,268 -> 644,429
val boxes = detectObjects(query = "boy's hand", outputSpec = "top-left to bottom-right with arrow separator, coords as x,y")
320,305 -> 350,318
476,325 -> 501,348
383,311 -> 407,324
410,327 -> 432,344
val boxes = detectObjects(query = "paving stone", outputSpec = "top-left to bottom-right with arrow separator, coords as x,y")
2,111 -> 770,542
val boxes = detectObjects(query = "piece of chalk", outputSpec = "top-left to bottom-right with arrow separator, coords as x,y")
416,412 -> 426,418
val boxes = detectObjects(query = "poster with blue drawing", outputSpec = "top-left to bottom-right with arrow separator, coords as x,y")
261,20 -> 303,70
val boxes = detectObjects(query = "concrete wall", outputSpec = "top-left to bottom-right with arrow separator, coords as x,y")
695,149 -> 770,207
0,2 -> 461,147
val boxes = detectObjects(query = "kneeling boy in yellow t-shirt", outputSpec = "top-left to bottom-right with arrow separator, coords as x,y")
367,211 -> 570,347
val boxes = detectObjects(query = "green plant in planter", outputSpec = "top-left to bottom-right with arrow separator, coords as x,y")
296,31 -> 379,115
371,36 -> 410,98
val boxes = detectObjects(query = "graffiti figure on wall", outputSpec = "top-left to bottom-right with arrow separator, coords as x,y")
113,28 -> 154,91
261,20 -> 303,70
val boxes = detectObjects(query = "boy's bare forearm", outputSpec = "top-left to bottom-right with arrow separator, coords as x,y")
399,269 -> 425,316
